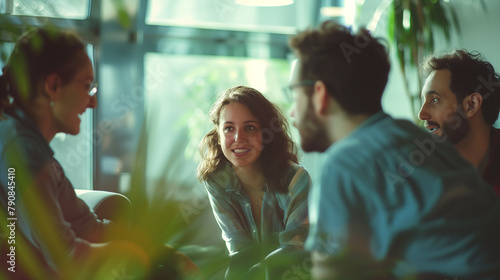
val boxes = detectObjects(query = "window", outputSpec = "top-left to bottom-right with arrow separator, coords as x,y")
146,0 -> 298,33
2,0 -> 91,19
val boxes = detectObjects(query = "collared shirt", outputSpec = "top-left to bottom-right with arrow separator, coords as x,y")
204,163 -> 311,257
0,107 -> 108,274
306,112 -> 500,278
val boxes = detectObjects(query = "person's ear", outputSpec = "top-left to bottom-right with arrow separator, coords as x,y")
311,80 -> 329,116
44,73 -> 60,101
463,92 -> 482,118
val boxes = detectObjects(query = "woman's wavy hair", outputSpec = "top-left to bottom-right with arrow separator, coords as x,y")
197,86 -> 298,193
0,28 -> 85,112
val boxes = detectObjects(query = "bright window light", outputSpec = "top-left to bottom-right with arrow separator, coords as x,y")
235,0 -> 293,7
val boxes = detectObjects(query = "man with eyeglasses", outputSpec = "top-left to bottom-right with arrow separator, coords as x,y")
287,20 -> 500,279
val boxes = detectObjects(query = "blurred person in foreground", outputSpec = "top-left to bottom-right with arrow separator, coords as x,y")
0,28 -> 199,280
197,86 -> 312,279
418,50 -> 500,195
287,20 -> 500,279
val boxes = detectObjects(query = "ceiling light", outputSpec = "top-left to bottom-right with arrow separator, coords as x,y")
234,0 -> 294,7
320,6 -> 344,17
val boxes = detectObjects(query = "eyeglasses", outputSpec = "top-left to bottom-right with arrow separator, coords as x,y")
88,81 -> 98,97
282,80 -> 316,102
75,79 -> 98,97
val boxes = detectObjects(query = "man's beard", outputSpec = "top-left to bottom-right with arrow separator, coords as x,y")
299,103 -> 331,153
442,109 -> 470,144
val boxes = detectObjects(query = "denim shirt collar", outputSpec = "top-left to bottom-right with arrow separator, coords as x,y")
217,163 -> 269,196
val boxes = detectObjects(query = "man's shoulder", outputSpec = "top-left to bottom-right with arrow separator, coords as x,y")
323,115 -> 421,163
321,114 -> 469,183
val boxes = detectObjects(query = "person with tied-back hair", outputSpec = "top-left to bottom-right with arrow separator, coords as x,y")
197,86 -> 312,279
0,28 -> 201,280
0,27 -> 151,280
418,50 -> 500,195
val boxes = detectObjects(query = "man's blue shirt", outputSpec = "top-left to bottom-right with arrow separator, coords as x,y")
306,112 -> 500,278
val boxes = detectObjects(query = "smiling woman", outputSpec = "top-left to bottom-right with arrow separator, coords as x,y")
197,86 -> 312,279
218,102 -> 263,170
